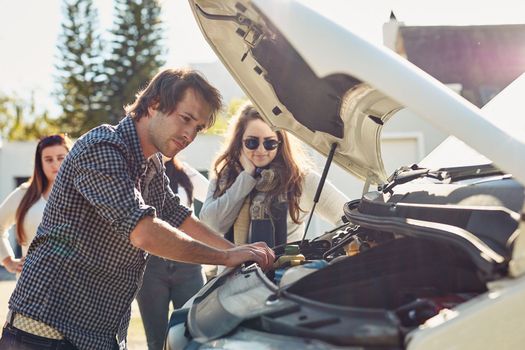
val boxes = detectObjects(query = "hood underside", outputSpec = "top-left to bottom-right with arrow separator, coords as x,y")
190,0 -> 525,188
190,0 -> 404,184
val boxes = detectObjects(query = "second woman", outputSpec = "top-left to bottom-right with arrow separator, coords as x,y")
0,134 -> 72,276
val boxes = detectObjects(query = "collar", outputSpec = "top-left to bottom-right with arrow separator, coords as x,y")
116,116 -> 149,175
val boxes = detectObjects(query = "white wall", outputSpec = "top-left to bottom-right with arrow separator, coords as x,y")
176,134 -> 223,173
0,141 -> 38,200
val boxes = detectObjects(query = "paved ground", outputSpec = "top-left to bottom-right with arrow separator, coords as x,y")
0,276 -> 147,349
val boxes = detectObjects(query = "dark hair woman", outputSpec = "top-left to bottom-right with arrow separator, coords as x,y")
136,156 -> 210,350
0,134 -> 72,275
199,103 -> 348,247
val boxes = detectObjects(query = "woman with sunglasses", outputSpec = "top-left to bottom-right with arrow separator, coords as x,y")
200,104 -> 348,247
0,134 -> 72,275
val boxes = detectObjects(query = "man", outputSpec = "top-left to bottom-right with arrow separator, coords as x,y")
0,69 -> 274,350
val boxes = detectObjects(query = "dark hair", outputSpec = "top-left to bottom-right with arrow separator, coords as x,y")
15,134 -> 72,245
213,104 -> 306,224
165,158 -> 194,206
125,68 -> 223,128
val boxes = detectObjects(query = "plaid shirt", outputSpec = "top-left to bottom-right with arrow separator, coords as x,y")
8,117 -> 191,350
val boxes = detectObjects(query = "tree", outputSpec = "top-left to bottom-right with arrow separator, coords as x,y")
205,97 -> 247,135
0,92 -> 61,141
55,0 -> 105,137
104,0 -> 166,124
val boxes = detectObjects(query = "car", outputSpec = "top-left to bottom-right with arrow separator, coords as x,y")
165,0 -> 525,349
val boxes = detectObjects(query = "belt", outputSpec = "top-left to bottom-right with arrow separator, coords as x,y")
6,310 -> 64,340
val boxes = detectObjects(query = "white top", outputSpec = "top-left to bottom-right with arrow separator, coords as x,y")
0,185 -> 47,263
200,170 -> 349,242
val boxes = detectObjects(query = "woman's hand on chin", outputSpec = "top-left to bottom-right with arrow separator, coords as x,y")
239,151 -> 256,176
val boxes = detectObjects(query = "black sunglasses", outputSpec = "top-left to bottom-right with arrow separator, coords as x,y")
243,138 -> 281,151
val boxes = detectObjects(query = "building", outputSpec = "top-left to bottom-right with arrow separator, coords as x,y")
383,12 -> 525,107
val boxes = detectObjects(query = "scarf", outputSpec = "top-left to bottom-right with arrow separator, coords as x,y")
232,167 -> 288,247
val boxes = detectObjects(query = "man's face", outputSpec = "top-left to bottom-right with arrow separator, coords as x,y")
147,88 -> 212,158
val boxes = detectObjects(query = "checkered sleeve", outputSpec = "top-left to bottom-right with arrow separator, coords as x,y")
72,141 -> 156,238
162,172 -> 191,228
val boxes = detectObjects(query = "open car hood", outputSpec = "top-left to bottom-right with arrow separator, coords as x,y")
189,0 -> 403,184
188,0 -> 525,186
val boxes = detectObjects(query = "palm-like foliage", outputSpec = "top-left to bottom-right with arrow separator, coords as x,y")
0,93 -> 61,141
55,0 -> 105,137
103,0 -> 166,124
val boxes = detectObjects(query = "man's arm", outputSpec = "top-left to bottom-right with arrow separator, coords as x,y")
130,216 -> 274,270
178,215 -> 234,250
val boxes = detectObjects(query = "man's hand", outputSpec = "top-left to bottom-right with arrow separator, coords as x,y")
239,151 -> 256,176
2,256 -> 25,274
223,241 -> 275,271
131,217 -> 275,270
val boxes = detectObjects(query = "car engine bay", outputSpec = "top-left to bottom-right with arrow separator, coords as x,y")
269,220 -> 486,334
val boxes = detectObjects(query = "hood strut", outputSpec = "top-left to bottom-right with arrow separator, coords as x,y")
300,142 -> 338,247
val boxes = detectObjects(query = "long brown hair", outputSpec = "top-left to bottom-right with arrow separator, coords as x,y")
15,134 -> 72,245
165,157 -> 194,206
213,104 -> 307,223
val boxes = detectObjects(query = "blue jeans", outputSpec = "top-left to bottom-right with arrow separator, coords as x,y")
0,324 -> 77,350
136,257 -> 205,350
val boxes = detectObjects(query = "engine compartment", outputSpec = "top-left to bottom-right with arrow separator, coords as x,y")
181,172 -> 518,347
259,172 -> 520,336
268,224 -> 487,331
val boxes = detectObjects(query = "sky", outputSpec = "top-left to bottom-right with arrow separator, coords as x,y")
0,0 -> 524,116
